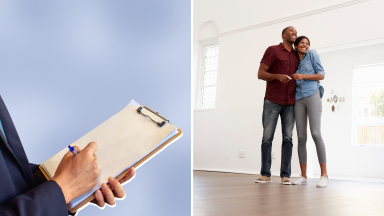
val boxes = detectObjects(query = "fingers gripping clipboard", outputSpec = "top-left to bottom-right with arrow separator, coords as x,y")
38,100 -> 183,213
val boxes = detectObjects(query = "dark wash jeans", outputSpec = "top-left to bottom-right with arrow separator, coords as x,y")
261,99 -> 295,178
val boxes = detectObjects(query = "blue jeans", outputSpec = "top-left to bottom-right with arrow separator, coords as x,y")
260,99 -> 294,178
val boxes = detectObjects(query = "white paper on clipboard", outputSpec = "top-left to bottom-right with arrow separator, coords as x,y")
41,99 -> 177,208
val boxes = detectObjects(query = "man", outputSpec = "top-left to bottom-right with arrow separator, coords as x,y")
255,26 -> 298,185
0,95 -> 135,215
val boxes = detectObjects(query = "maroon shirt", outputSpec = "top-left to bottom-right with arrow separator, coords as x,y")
260,43 -> 298,105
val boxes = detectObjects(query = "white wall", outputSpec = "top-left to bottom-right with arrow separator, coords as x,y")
193,0 -> 384,181
317,43 -> 384,180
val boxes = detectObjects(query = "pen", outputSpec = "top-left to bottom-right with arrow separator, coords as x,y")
68,145 -> 78,156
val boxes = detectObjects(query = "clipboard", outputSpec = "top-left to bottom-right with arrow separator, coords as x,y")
38,101 -> 183,213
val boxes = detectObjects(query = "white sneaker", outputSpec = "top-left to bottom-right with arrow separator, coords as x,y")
292,176 -> 307,185
316,175 -> 328,188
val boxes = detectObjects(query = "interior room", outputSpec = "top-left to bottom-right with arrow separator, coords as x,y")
193,0 -> 384,215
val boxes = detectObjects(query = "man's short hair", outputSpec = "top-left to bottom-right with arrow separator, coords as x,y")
282,26 -> 292,35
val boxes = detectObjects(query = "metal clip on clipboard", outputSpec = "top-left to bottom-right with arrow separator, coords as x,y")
137,106 -> 169,127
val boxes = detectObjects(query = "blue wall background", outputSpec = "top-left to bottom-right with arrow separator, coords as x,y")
0,0 -> 191,215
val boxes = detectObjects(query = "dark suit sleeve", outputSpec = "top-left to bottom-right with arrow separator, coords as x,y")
0,178 -> 69,216
29,163 -> 48,187
0,163 -> 76,216
29,163 -> 77,216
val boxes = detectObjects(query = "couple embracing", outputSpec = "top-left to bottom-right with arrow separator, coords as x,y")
255,26 -> 328,188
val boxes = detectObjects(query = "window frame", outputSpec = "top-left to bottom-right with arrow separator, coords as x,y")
196,39 -> 219,111
352,63 -> 384,147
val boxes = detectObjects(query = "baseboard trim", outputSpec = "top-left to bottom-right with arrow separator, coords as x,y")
193,168 -> 384,183
193,168 -> 299,178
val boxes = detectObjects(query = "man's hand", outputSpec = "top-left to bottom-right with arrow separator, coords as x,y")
258,63 -> 291,84
91,167 -> 136,207
276,74 -> 291,83
291,73 -> 304,80
52,142 -> 100,204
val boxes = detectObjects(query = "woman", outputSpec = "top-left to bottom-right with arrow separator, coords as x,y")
290,36 -> 328,188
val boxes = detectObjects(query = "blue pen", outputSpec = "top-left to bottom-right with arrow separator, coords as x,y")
68,145 -> 78,156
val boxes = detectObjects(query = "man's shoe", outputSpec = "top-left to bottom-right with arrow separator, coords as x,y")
316,175 -> 328,188
281,177 -> 291,185
255,176 -> 272,183
292,176 -> 307,185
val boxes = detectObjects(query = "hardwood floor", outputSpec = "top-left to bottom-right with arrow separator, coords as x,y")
193,171 -> 384,216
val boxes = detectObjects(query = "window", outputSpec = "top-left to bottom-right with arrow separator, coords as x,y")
353,63 -> 384,145
200,45 -> 219,108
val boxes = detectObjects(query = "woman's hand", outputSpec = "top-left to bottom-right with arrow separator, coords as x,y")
291,73 -> 304,80
91,167 -> 135,208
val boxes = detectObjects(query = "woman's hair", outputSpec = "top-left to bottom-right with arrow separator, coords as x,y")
294,36 -> 310,47
294,36 -> 310,60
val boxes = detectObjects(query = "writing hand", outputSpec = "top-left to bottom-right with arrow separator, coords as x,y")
52,142 -> 100,204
